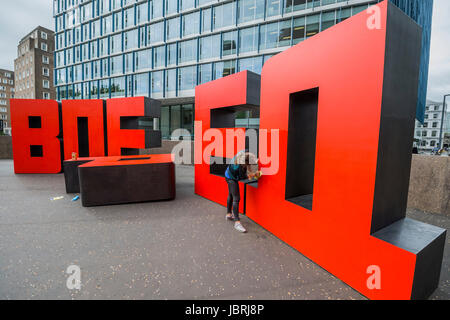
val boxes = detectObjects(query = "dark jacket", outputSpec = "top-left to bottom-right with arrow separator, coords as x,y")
225,164 -> 247,181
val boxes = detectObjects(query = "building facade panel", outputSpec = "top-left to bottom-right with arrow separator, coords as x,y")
0,69 -> 15,135
14,26 -> 56,101
53,0 -> 433,139
414,100 -> 449,152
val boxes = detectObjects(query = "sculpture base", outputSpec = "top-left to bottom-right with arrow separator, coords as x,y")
64,154 -> 175,207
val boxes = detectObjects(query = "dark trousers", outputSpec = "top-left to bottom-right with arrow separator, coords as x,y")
226,178 -> 240,221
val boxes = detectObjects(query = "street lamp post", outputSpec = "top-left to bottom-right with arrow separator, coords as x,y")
438,94 -> 450,149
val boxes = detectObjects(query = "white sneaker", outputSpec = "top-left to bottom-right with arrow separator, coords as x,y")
234,222 -> 247,233
226,214 -> 233,221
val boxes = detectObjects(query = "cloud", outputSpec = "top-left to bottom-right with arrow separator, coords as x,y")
0,0 -> 53,70
427,0 -> 450,102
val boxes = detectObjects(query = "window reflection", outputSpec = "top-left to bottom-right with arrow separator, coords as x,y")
111,77 -> 125,97
222,31 -> 237,56
199,35 -> 220,60
134,73 -> 149,96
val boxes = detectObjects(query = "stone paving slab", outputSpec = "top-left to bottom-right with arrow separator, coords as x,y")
0,160 -> 447,300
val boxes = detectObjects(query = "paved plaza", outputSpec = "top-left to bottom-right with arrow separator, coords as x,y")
0,160 -> 448,300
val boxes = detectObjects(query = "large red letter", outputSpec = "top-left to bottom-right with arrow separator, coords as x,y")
106,97 -> 161,156
10,99 -> 62,173
62,99 -> 106,160
195,1 -> 446,300
194,71 -> 260,212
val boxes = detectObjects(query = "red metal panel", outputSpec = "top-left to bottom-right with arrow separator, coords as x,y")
10,99 -> 62,174
195,71 -> 254,213
195,1 -> 417,299
106,97 -> 148,156
62,99 -> 105,160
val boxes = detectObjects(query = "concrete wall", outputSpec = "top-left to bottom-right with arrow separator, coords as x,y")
408,154 -> 450,216
0,135 -> 12,159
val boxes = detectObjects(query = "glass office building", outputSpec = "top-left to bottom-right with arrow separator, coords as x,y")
53,0 -> 433,138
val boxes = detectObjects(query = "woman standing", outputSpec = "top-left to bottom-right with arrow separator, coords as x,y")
224,151 -> 260,233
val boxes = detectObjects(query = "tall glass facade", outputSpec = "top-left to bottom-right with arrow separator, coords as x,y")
53,0 -> 433,136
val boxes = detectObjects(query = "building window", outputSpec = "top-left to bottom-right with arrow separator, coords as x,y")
213,2 -> 237,30
239,26 -> 258,53
151,70 -> 163,98
160,104 -> 195,140
321,11 -> 336,31
41,31 -> 48,40
123,7 -> 134,29
43,92 -> 50,99
103,15 -> 112,34
111,34 -> 122,54
125,53 -> 133,73
137,2 -> 148,25
111,55 -> 123,75
182,12 -> 200,37
100,79 -> 109,99
293,17 -> 305,44
165,68 -> 177,97
114,11 -> 122,31
181,0 -> 195,11
43,68 -> 50,77
111,77 -> 125,98
43,80 -> 50,89
84,62 -> 92,80
284,0 -> 307,13
135,49 -> 151,70
214,60 -> 236,79
222,31 -> 237,56
41,42 -> 48,51
266,0 -> 282,17
199,35 -> 220,61
178,39 -> 197,64
178,66 -> 197,92
153,46 -> 165,69
134,73 -> 149,97
166,0 -> 178,16
238,0 -> 264,24
42,55 -> 50,64
166,17 -> 180,40
149,22 -> 164,44
239,56 -> 263,74
202,8 -> 212,33
151,0 -> 163,19
124,29 -> 138,51
199,63 -> 212,84
167,43 -> 177,66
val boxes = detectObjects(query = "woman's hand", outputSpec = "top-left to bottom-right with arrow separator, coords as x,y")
248,171 -> 262,180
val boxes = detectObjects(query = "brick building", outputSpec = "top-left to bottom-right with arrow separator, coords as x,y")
14,26 -> 56,101
0,69 -> 15,135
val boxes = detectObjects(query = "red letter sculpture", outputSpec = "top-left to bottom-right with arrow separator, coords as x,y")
195,1 -> 445,300
10,99 -> 62,173
106,97 -> 161,156
62,99 -> 106,160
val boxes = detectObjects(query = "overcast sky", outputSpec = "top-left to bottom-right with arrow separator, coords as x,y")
0,0 -> 448,101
